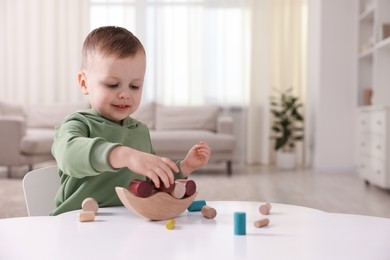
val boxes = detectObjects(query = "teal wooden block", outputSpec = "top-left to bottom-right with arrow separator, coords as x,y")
187,200 -> 206,212
234,212 -> 246,235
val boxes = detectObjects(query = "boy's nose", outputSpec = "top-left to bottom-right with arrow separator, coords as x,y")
118,89 -> 131,99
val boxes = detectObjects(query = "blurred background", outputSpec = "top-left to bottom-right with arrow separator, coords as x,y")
1,0 -> 390,218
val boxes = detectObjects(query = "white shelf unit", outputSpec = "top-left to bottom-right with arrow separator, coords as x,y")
357,0 -> 390,107
357,0 -> 390,188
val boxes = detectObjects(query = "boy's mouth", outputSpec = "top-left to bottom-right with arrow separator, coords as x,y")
113,104 -> 130,109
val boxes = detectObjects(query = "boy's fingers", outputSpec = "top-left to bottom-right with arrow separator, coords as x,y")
157,164 -> 174,187
154,167 -> 171,188
197,147 -> 210,155
161,157 -> 179,173
198,151 -> 209,158
148,172 -> 160,189
198,141 -> 207,146
196,143 -> 210,151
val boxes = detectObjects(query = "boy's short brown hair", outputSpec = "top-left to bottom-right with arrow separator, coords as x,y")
81,26 -> 145,69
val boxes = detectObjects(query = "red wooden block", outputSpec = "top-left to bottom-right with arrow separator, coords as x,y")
156,182 -> 175,193
129,180 -> 154,198
176,179 -> 196,197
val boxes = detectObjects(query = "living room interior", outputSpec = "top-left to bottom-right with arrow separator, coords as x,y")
1,0 -> 390,220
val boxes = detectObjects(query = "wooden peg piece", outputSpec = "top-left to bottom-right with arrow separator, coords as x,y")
234,212 -> 246,235
157,183 -> 175,193
166,219 -> 176,230
170,181 -> 186,199
82,197 -> 99,213
201,205 -> 217,219
176,179 -> 197,197
254,218 -> 269,228
129,180 -> 154,198
259,202 -> 272,215
188,200 -> 206,212
78,211 -> 95,222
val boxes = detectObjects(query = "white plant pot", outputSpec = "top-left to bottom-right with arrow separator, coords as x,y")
276,151 -> 296,170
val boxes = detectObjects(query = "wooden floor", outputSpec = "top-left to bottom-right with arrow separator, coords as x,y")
1,164 -> 390,219
192,164 -> 390,218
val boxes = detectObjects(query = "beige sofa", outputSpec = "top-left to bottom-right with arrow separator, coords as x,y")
0,101 -> 235,177
0,101 -> 90,177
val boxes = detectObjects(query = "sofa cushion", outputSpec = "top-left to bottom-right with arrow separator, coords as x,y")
131,101 -> 155,129
20,129 -> 55,155
26,101 -> 90,128
150,130 -> 234,153
0,101 -> 26,117
155,105 -> 219,131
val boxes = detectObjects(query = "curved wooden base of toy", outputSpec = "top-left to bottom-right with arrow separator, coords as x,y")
115,187 -> 198,221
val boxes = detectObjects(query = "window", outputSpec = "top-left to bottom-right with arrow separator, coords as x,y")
90,0 -> 250,105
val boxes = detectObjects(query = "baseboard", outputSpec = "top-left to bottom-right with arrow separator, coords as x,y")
312,166 -> 357,174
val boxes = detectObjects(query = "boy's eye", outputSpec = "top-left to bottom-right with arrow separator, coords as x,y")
106,83 -> 119,88
130,85 -> 141,90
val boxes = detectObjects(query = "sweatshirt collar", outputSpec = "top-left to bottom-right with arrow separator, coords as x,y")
88,109 -> 138,128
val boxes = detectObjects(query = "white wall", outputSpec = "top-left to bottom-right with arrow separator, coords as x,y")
308,0 -> 357,173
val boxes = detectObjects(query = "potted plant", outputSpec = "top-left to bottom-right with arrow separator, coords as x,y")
270,87 -> 304,170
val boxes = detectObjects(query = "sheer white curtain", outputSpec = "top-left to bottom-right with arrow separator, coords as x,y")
246,0 -> 308,165
89,0 -> 250,106
89,0 -> 307,165
0,0 -> 89,104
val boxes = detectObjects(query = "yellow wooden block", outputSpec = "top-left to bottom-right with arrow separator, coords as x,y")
166,219 -> 175,230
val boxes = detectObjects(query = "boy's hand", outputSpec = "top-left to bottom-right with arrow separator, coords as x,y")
109,146 -> 179,189
180,141 -> 211,177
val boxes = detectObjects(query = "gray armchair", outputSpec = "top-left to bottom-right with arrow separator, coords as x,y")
0,115 -> 54,177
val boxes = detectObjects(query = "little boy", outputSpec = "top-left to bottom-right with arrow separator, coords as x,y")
51,26 -> 210,215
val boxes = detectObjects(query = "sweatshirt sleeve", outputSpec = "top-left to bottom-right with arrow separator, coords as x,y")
52,118 -> 120,178
175,160 -> 187,179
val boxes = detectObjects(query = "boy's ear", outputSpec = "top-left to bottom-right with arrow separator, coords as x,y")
78,71 -> 89,95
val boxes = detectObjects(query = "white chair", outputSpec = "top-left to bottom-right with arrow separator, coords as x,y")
22,165 -> 60,216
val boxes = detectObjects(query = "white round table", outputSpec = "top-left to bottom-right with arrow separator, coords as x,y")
1,201 -> 390,260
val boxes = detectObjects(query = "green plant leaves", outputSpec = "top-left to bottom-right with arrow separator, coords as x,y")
270,87 -> 304,152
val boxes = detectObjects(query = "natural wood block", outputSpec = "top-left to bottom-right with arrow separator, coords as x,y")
78,211 -> 95,222
115,187 -> 198,221
170,181 -> 186,199
82,197 -> 99,213
254,218 -> 269,228
201,205 -> 217,219
259,202 -> 272,215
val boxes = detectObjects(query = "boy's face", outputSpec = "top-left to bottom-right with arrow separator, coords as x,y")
78,51 -> 146,123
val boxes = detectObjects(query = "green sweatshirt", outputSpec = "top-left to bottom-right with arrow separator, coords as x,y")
51,109 -> 184,216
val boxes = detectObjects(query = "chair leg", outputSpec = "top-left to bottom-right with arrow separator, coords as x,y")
7,166 -> 12,178
227,161 -> 232,177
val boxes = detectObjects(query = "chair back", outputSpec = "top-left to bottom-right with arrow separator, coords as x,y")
22,165 -> 60,216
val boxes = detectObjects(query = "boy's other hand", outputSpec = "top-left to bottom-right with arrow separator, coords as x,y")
180,141 -> 211,177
